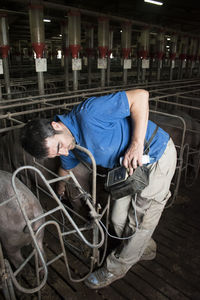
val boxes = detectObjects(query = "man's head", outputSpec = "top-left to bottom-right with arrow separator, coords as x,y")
21,118 -> 76,159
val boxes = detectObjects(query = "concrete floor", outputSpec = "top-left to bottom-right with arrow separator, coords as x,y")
0,177 -> 200,300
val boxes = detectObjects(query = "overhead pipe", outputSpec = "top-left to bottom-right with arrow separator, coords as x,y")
29,3 -> 46,95
68,10 -> 81,91
61,20 -> 69,92
121,21 -> 132,85
0,13 -> 11,99
98,17 -> 109,88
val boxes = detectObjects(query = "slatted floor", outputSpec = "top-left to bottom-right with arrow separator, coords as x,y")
1,178 -> 200,300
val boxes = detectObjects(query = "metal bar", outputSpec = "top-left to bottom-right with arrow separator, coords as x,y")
13,165 -> 104,249
2,58 -> 11,99
0,78 -> 199,105
37,220 -> 95,282
150,98 -> 200,111
47,174 -> 71,184
1,86 -> 200,123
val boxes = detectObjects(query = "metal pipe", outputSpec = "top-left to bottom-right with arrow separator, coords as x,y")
169,34 -> 177,81
0,77 -> 198,103
29,4 -> 45,95
73,70 -> 78,91
1,84 -> 200,125
0,14 -> 11,99
98,17 -> 109,88
107,30 -> 113,86
107,56 -> 111,86
61,21 -> 69,92
86,25 -> 94,87
123,69 -> 128,85
0,80 -> 2,100
2,58 -> 11,98
169,60 -> 173,81
1,79 -> 200,106
88,55 -> 92,87
101,69 -> 106,87
121,22 -> 131,85
64,55 -> 69,91
68,10 -> 81,91
37,72 -> 45,95
178,36 -> 188,79
13,165 -> 104,249
138,28 -> 150,82
156,31 -> 165,81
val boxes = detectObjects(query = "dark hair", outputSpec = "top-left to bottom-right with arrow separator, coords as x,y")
21,118 -> 61,159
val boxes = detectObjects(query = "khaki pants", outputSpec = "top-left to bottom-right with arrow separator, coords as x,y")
106,138 -> 177,275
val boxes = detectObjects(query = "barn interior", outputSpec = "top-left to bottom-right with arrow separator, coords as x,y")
0,0 -> 200,299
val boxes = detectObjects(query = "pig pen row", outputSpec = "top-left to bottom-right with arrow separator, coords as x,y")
0,81 -> 200,299
1,76 -> 200,101
1,79 -> 200,194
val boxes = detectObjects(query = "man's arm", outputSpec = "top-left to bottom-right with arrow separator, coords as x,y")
57,166 -> 70,196
57,163 -> 91,196
123,89 -> 149,175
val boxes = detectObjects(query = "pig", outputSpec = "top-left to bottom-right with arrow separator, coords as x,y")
149,109 -> 200,150
0,170 -> 45,268
149,109 -> 200,180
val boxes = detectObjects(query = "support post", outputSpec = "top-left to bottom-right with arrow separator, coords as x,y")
68,10 -> 81,91
0,14 -> 11,99
98,17 -> 109,88
138,27 -> 150,82
121,22 -> 132,85
61,21 -> 70,92
29,3 -> 46,95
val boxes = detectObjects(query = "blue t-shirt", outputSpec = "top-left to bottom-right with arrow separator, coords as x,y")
56,91 -> 169,170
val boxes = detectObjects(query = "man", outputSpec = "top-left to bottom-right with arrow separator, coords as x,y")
21,89 -> 177,289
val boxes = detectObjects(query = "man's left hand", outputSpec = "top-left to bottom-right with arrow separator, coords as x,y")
123,141 -> 143,175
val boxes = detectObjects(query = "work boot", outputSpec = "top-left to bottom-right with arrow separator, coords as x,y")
84,266 -> 125,289
140,238 -> 157,261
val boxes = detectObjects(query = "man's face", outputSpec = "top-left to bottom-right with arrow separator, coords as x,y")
45,130 -> 75,158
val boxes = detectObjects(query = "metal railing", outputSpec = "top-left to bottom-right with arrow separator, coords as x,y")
0,145 -> 111,298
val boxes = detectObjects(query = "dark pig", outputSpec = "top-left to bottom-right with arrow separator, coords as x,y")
149,109 -> 200,179
150,110 -> 200,149
0,170 -> 45,268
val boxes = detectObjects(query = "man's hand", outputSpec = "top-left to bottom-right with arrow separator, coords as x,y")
123,141 -> 143,175
124,89 -> 149,175
56,180 -> 66,198
56,166 -> 70,198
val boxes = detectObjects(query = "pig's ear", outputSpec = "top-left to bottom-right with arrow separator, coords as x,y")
51,121 -> 62,130
23,225 -> 29,233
